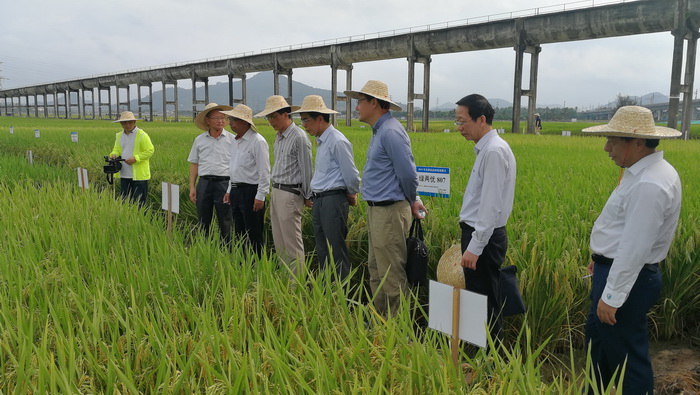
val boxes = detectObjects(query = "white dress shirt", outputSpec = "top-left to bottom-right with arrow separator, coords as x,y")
226,128 -> 271,202
118,128 -> 137,178
590,151 -> 682,308
459,129 -> 516,255
187,130 -> 233,177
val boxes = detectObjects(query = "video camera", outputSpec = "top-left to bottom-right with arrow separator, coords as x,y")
103,156 -> 124,185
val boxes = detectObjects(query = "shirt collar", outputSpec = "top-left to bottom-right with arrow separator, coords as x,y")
277,122 -> 296,138
316,124 -> 335,145
237,128 -> 254,141
474,129 -> 498,154
372,112 -> 393,134
627,151 -> 664,176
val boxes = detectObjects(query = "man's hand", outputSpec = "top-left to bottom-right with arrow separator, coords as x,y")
346,193 -> 357,206
597,299 -> 618,325
587,261 -> 594,275
253,199 -> 265,212
411,200 -> 427,219
124,156 -> 136,165
109,154 -> 117,159
460,250 -> 479,270
189,188 -> 197,203
223,193 -> 230,205
304,199 -> 313,208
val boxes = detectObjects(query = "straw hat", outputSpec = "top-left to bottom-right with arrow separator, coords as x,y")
221,104 -> 258,132
291,95 -> 339,115
344,80 -> 402,112
534,113 -> 540,117
254,95 -> 300,118
112,111 -> 141,123
582,106 -> 680,139
436,244 -> 466,289
194,103 -> 234,131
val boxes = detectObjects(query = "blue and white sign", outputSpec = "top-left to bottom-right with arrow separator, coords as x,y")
417,166 -> 450,198
71,131 -> 78,142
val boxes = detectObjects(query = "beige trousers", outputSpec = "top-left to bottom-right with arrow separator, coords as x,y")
270,188 -> 305,277
367,200 -> 411,318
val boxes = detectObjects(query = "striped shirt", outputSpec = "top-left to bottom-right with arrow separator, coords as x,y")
271,122 -> 313,199
187,130 -> 233,177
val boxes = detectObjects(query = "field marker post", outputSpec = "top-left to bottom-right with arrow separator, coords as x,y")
27,150 -> 33,164
451,287 -> 461,369
161,182 -> 180,240
167,183 -> 173,239
77,168 -> 89,191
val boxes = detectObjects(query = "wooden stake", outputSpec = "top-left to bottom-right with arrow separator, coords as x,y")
451,287 -> 461,369
167,183 -> 173,240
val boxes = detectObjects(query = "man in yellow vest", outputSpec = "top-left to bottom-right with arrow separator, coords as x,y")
109,111 -> 155,206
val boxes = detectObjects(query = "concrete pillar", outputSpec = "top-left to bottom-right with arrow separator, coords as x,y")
116,84 -> 131,114
98,86 -> 112,120
273,56 -> 293,105
162,81 -> 179,122
52,91 -> 59,118
512,40 -> 525,134
330,63 -> 352,126
512,36 -> 541,134
67,90 -> 81,119
668,32 -> 683,129
137,83 -> 153,121
57,91 -> 67,119
82,89 -> 93,119
406,55 -> 432,132
227,73 -> 246,106
681,32 -> 699,140
191,75 -> 209,119
524,45 -> 541,134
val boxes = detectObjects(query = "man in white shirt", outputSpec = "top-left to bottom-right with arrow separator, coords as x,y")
582,106 -> 682,395
187,103 -> 234,247
455,94 -> 516,345
221,104 -> 270,257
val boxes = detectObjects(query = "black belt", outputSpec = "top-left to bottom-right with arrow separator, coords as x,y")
230,182 -> 257,188
272,182 -> 301,196
459,222 -> 506,233
591,254 -> 659,273
311,189 -> 347,199
200,175 -> 229,182
366,200 -> 401,207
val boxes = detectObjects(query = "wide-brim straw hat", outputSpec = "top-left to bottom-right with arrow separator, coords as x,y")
291,95 -> 339,115
221,104 -> 258,132
582,106 -> 681,139
194,103 -> 234,131
534,113 -> 540,117
436,244 -> 466,289
344,80 -> 402,112
112,111 -> 141,123
254,95 -> 300,118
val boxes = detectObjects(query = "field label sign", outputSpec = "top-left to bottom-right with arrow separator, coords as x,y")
9,126 -> 13,134
161,182 -> 180,214
428,280 -> 487,348
77,168 -> 89,190
71,132 -> 78,142
417,166 -> 450,198
34,129 -> 40,138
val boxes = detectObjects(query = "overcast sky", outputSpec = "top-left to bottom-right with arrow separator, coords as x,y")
0,0 -> 688,109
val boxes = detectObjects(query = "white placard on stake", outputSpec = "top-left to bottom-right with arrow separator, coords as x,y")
428,280 -> 488,348
71,131 -> 78,142
417,166 -> 450,198
34,129 -> 40,138
77,168 -> 89,190
9,126 -> 14,134
27,150 -> 33,164
161,182 -> 180,214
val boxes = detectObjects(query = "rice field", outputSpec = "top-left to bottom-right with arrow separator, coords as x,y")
0,116 -> 698,393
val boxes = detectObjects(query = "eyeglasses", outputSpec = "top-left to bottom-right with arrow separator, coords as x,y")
300,117 -> 312,124
266,113 -> 280,121
454,120 -> 467,126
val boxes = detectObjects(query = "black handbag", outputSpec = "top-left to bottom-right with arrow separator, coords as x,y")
498,265 -> 526,316
405,218 -> 429,286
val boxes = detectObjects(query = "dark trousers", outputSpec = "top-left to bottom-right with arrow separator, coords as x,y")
119,178 -> 148,207
460,223 -> 507,344
586,262 -> 661,395
196,178 -> 232,246
230,184 -> 265,257
312,193 -> 350,280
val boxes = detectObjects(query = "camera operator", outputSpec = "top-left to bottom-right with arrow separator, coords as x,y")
109,111 -> 155,206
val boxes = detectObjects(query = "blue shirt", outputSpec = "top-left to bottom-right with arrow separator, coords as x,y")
361,112 -> 418,202
311,125 -> 360,194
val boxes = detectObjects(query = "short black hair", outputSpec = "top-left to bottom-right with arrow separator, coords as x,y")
621,137 -> 660,148
363,94 -> 391,110
455,94 -> 495,125
305,112 -> 330,123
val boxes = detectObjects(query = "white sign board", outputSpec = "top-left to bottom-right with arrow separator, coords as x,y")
34,129 -> 40,138
9,126 -> 13,134
27,150 -> 33,164
71,131 -> 78,142
428,280 -> 488,348
562,130 -> 571,136
417,166 -> 450,198
77,168 -> 89,189
161,182 -> 180,214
